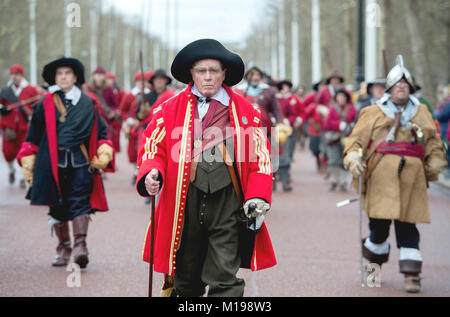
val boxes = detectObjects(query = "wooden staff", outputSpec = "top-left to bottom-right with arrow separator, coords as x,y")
149,193 -> 156,297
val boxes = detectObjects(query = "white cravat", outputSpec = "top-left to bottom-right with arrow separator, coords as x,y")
48,85 -> 82,106
191,85 -> 230,120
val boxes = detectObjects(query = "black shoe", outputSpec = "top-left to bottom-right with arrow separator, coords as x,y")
9,171 -> 15,184
361,237 -> 390,266
329,183 -> 337,191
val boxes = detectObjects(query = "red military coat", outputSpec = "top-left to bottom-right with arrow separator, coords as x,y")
0,83 -> 40,131
136,83 -> 276,276
0,82 -> 40,162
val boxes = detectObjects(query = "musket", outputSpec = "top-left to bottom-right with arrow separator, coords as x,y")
139,51 -> 148,114
0,95 -> 43,111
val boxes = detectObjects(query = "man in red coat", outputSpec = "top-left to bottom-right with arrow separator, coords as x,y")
105,72 -> 125,107
0,64 -> 41,187
88,67 -> 121,152
322,88 -> 357,191
136,39 -> 276,297
234,65 -> 285,139
120,71 -> 152,183
275,80 -> 303,191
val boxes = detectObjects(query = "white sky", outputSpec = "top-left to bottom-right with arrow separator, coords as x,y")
111,0 -> 266,49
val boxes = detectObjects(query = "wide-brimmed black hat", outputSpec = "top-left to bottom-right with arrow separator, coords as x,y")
312,78 -> 327,92
42,57 -> 85,87
334,88 -> 352,103
171,39 -> 244,86
150,69 -> 172,85
276,80 -> 293,91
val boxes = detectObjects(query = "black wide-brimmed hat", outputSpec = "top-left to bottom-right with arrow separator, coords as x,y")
334,88 -> 352,103
42,57 -> 85,87
171,39 -> 245,86
312,78 -> 327,92
276,80 -> 293,91
150,69 -> 172,85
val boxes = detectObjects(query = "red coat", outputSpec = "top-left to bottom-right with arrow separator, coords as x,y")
136,83 -> 276,276
323,103 -> 357,132
278,94 -> 304,127
119,92 -> 138,120
0,84 -> 40,132
0,83 -> 40,162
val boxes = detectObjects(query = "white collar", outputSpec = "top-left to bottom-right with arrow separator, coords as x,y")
191,85 -> 230,106
236,81 -> 269,91
48,85 -> 82,105
131,86 -> 151,96
8,78 -> 29,97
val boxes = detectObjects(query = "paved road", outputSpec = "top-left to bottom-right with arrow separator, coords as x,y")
1,136 -> 449,297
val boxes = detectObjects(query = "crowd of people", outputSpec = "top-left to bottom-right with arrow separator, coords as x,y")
0,42 -> 449,295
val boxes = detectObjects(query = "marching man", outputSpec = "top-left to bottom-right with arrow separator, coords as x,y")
0,64 -> 41,187
136,39 -> 276,297
343,56 -> 447,293
17,57 -> 115,269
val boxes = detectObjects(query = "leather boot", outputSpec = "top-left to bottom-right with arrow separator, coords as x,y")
362,237 -> 390,266
52,222 -> 72,267
72,214 -> 90,269
400,260 -> 422,293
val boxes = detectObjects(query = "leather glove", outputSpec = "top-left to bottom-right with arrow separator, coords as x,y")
249,214 -> 265,232
243,198 -> 270,218
344,150 -> 366,178
90,143 -> 114,170
20,155 -> 36,186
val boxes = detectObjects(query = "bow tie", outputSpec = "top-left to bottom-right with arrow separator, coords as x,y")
198,97 -> 211,103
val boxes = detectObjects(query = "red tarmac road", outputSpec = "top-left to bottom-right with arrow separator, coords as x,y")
1,137 -> 449,297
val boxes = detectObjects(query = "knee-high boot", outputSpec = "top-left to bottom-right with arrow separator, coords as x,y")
72,214 -> 90,268
52,222 -> 72,266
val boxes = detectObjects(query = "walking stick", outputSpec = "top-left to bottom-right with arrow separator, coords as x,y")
358,148 -> 365,287
149,193 -> 156,297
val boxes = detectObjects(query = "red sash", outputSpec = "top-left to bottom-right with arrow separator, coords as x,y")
376,141 -> 425,159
